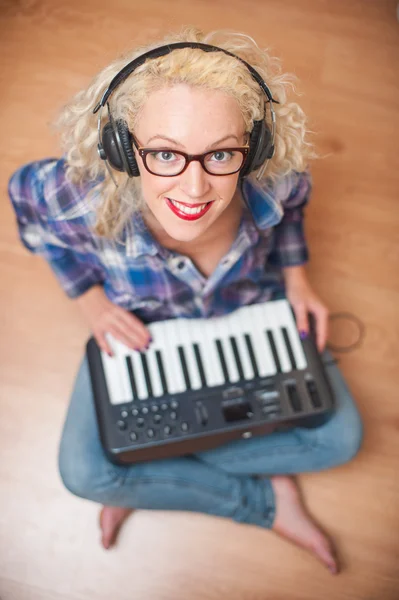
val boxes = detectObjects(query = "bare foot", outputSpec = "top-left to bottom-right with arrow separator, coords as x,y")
270,476 -> 339,574
99,506 -> 134,550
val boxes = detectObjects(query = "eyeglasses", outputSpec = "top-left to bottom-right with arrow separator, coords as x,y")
132,138 -> 249,177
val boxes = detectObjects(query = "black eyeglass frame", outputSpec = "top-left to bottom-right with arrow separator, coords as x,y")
132,140 -> 250,177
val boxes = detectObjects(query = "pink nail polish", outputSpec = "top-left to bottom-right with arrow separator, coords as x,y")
299,330 -> 308,340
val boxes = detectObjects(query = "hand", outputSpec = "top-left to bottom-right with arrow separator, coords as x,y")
76,285 -> 151,356
284,270 -> 329,352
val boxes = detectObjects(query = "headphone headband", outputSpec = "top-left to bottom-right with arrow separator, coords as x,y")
94,41 -> 278,183
93,42 -> 279,114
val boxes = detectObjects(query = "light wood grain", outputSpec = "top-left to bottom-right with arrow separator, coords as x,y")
1,1 -> 398,599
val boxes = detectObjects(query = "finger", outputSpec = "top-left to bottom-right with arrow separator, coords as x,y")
96,331 -> 114,357
109,323 -> 148,352
111,311 -> 151,345
314,307 -> 329,352
292,303 -> 309,340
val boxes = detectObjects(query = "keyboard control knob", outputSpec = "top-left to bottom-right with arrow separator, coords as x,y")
170,400 -> 179,409
181,421 -> 189,432
129,432 -> 138,441
132,408 -> 139,417
147,428 -> 155,438
161,402 -> 169,411
163,425 -> 172,436
120,410 -> 128,419
136,417 -> 145,428
151,405 -> 159,412
153,414 -> 162,424
117,420 -> 127,431
169,411 -> 177,421
141,406 -> 149,415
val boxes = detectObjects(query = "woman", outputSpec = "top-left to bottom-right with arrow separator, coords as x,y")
8,27 -> 363,574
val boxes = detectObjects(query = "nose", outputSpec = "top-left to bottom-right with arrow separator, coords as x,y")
179,159 -> 211,199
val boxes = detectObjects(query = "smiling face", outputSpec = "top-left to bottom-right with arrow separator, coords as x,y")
133,84 -> 247,244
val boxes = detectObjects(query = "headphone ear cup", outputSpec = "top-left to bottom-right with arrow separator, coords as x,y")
241,119 -> 274,177
116,120 -> 140,177
101,121 -> 125,172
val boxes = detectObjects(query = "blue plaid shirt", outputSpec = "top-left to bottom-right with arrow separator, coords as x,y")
8,158 -> 311,322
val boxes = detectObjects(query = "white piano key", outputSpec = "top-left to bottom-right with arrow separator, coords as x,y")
235,332 -> 255,380
244,304 -> 277,376
178,318 -> 202,390
101,350 -> 127,405
263,303 -> 291,373
113,339 -> 136,401
130,349 -> 149,400
186,317 -> 212,387
275,300 -> 307,370
149,320 -> 178,393
144,346 -> 164,397
196,318 -> 224,387
158,319 -> 187,394
215,312 -> 240,383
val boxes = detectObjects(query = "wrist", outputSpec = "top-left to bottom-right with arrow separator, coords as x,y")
282,264 -> 308,285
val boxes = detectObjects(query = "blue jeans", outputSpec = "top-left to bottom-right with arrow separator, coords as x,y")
58,350 -> 363,529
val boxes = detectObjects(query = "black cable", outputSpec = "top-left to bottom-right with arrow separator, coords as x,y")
325,311 -> 366,354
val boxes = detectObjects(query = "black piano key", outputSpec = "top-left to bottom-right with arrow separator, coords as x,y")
266,330 -> 282,373
282,327 -> 297,371
178,346 -> 191,389
215,339 -> 229,382
244,334 -> 259,377
126,356 -> 138,399
229,336 -> 245,380
140,353 -> 153,398
306,380 -> 322,408
155,350 -> 168,395
286,383 -> 302,413
193,343 -> 207,387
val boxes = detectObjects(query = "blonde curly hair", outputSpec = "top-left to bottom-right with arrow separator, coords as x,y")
54,26 -> 314,240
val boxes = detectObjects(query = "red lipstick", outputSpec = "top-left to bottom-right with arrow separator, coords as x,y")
165,197 -> 213,221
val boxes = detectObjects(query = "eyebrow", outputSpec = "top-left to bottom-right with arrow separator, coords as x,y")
145,134 -> 242,150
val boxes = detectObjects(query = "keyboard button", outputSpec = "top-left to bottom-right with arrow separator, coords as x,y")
163,425 -> 173,436
117,420 -> 127,431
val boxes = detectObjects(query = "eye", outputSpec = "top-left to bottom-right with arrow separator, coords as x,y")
210,150 -> 234,162
149,151 -> 178,162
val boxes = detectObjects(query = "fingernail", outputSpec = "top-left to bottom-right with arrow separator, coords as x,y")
149,336 -> 153,342
107,351 -> 113,357
299,330 -> 308,340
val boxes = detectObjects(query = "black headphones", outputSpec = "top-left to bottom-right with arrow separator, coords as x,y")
93,42 -> 279,180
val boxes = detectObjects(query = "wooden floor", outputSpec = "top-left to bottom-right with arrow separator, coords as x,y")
1,1 -> 398,598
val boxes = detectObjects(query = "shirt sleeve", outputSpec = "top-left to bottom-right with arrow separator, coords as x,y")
8,159 -> 106,299
267,169 -> 312,268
